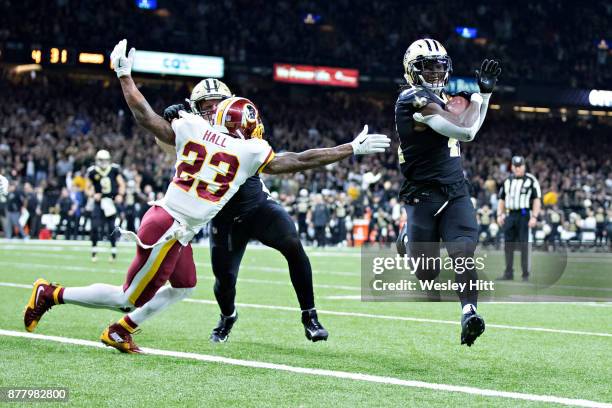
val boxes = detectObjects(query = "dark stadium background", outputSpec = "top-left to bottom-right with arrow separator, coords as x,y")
0,0 -> 610,248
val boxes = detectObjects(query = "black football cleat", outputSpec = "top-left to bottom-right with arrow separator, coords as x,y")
302,310 -> 328,342
210,312 -> 238,343
460,308 -> 485,347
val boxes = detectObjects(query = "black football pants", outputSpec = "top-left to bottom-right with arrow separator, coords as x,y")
503,211 -> 531,278
400,193 -> 479,307
210,200 -> 315,316
91,206 -> 117,249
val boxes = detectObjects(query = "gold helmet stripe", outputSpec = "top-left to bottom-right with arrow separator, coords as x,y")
214,97 -> 236,126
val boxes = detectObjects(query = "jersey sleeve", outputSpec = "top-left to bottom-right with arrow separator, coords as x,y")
171,112 -> 201,149
498,181 -> 506,200
245,138 -> 275,176
110,164 -> 121,179
530,175 -> 542,199
86,166 -> 95,182
395,87 -> 437,140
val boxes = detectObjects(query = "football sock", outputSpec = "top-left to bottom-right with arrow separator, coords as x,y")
111,248 -> 117,259
222,309 -> 237,319
128,286 -> 194,326
462,303 -> 477,315
63,284 -> 131,310
118,316 -> 138,333
210,243 -> 242,317
275,236 -> 315,310
449,242 -> 479,309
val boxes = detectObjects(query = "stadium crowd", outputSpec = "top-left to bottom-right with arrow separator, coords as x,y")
0,72 -> 610,248
1,0 -> 610,88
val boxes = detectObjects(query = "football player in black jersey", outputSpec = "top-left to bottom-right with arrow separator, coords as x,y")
87,150 -> 126,262
160,79 -> 328,343
395,39 -> 501,346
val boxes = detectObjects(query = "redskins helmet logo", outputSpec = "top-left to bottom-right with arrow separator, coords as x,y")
242,104 -> 258,124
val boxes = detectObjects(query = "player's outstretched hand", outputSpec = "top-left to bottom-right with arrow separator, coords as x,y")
110,39 -> 135,78
0,174 -> 8,197
475,59 -> 502,93
350,125 -> 391,155
163,102 -> 190,122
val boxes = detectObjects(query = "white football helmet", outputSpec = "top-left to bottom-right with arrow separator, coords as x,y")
189,78 -> 233,118
95,149 -> 111,169
403,39 -> 452,92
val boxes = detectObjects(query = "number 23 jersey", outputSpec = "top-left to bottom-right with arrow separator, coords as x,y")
160,112 -> 275,232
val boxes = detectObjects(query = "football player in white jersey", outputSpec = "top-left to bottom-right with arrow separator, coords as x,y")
23,39 -> 390,353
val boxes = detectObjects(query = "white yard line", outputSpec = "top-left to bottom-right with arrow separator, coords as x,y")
0,239 -> 361,256
322,295 -> 612,306
0,262 -> 360,291
0,251 -> 358,277
0,329 -> 609,408
4,258 -> 612,296
2,283 -> 611,339
184,298 -> 612,338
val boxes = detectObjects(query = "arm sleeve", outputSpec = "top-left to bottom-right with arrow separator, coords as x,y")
475,93 -> 491,132
413,110 -> 481,142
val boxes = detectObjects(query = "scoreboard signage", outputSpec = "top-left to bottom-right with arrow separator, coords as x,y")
273,63 -> 359,87
132,51 -> 224,78
446,77 -> 480,93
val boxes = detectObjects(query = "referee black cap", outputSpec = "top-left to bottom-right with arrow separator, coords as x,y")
512,155 -> 525,166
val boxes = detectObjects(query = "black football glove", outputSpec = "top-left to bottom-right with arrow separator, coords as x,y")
475,59 -> 502,93
163,101 -> 190,122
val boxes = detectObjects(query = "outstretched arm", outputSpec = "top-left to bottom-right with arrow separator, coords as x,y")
263,125 -> 390,175
118,76 -> 175,145
111,39 -> 175,145
264,145 -> 353,175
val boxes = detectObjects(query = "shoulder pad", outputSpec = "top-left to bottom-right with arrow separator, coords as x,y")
397,87 -> 436,110
86,165 -> 95,174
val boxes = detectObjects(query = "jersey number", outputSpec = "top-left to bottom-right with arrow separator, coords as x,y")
173,141 -> 240,202
448,138 -> 460,157
100,177 -> 112,195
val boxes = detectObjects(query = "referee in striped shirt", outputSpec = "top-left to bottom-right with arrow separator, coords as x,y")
497,156 -> 542,281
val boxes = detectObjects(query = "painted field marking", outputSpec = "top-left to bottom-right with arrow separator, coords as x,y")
0,329 -> 609,408
2,283 -> 611,338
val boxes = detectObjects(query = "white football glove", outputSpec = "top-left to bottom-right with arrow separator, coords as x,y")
110,39 -> 135,78
350,125 -> 391,155
0,175 -> 8,197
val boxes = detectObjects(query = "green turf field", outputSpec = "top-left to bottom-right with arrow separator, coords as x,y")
0,240 -> 610,407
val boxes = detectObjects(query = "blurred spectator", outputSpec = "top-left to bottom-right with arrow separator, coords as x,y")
311,194 -> 330,247
3,0 -> 610,87
0,71 -> 610,249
